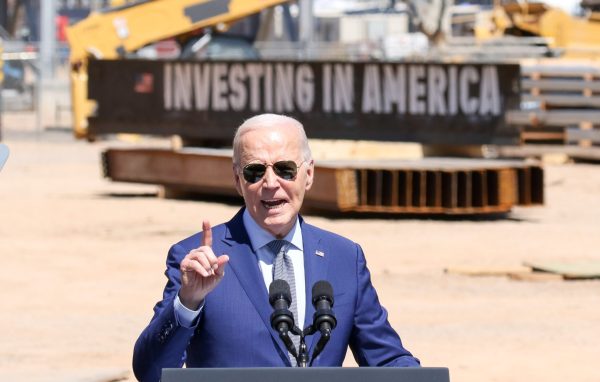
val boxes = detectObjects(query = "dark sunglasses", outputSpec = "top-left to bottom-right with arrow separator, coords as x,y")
242,160 -> 305,184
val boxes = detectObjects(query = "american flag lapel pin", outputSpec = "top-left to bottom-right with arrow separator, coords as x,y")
315,250 -> 325,257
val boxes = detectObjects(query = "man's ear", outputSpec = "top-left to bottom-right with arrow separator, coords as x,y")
305,160 -> 314,191
233,167 -> 244,196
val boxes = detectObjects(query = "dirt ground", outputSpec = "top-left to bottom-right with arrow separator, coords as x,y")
1,112 -> 599,382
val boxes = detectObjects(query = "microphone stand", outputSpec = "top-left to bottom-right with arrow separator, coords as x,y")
309,327 -> 331,366
270,280 -> 335,368
296,324 -> 331,367
278,326 -> 299,361
297,338 -> 309,367
289,325 -> 332,367
291,326 -> 309,367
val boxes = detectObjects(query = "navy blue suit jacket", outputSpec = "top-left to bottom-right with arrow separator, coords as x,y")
133,209 -> 419,382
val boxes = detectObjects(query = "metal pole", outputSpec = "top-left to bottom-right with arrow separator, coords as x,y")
298,0 -> 313,57
38,0 -> 57,132
0,0 -> 8,32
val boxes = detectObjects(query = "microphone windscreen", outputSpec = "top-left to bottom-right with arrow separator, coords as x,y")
312,280 -> 334,305
269,279 -> 292,305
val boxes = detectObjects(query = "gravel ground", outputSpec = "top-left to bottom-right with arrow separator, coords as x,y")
1,113 -> 599,382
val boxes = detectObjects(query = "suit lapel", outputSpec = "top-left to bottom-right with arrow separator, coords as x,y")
300,220 -> 328,353
222,210 -> 291,363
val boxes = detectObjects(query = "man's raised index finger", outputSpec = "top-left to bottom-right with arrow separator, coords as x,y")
201,220 -> 212,248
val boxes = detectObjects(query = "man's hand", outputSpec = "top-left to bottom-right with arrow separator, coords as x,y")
179,221 -> 230,310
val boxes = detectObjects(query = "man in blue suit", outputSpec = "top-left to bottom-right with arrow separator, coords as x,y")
133,114 -> 420,382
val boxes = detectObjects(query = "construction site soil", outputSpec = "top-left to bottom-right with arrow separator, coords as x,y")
1,113 -> 599,382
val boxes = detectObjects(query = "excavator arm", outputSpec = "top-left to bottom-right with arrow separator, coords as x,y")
66,0 -> 291,138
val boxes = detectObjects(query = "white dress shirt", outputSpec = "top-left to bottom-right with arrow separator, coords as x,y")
174,210 -> 306,329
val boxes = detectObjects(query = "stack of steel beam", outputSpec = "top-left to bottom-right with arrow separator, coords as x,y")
102,149 -> 543,215
310,158 -> 543,214
508,59 -> 600,145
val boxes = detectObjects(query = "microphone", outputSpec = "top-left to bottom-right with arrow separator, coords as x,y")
310,280 -> 337,364
268,279 -> 298,358
312,280 -> 337,334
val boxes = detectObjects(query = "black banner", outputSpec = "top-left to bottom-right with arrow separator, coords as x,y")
88,59 -> 520,145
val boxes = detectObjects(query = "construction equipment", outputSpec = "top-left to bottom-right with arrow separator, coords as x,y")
66,0 -> 503,141
445,2 -> 600,146
66,0 -> 291,139
408,0 -> 452,45
66,0 -> 544,215
475,1 -> 600,58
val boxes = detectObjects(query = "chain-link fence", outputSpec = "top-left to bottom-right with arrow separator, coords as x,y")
1,39 -> 72,133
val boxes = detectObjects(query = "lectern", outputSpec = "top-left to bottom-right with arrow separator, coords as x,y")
162,367 -> 450,382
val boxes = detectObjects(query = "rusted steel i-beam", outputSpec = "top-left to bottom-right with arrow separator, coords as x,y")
102,149 -> 544,215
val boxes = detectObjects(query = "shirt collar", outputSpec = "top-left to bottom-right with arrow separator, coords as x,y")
242,209 -> 303,252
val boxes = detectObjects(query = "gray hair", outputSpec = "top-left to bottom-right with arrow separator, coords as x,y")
232,114 -> 312,166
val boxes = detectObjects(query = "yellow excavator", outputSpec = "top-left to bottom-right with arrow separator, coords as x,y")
66,0 -> 291,139
476,1 -> 600,58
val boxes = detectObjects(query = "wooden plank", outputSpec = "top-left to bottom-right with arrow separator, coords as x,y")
520,131 -> 565,142
508,272 -> 564,281
445,266 -> 564,281
523,260 -> 600,279
445,266 -> 531,277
